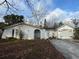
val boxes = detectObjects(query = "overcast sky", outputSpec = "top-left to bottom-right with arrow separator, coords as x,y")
0,0 -> 79,22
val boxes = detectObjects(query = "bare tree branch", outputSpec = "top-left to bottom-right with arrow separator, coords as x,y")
0,0 -> 23,14
24,0 -> 46,24
0,0 -> 5,5
24,0 -> 34,12
7,1 -> 20,11
0,0 -> 46,24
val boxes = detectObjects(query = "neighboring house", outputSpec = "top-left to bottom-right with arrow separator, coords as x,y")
57,25 -> 74,39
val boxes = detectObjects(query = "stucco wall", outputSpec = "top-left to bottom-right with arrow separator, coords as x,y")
2,24 -> 48,40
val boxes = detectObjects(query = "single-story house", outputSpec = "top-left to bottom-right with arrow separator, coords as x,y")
2,22 -> 74,40
2,22 -> 49,40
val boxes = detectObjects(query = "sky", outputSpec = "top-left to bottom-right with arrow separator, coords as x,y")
0,0 -> 79,23
44,0 -> 79,24
52,0 -> 79,11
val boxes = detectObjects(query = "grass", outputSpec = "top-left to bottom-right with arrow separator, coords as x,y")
0,40 -> 65,59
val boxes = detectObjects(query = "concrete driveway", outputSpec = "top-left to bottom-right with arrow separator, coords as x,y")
50,40 -> 79,59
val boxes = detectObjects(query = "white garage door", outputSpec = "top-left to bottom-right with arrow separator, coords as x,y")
59,29 -> 73,39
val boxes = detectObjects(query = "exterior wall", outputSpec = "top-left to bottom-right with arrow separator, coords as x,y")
57,25 -> 74,39
41,29 -> 48,39
2,24 -> 74,40
2,28 -> 13,38
46,30 -> 56,38
2,24 -> 48,40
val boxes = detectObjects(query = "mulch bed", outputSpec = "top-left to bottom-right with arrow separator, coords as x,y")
0,40 -> 65,59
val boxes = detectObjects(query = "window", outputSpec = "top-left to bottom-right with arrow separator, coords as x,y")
12,29 -> 14,37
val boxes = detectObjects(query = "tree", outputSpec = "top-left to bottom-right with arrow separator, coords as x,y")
0,22 -> 7,39
72,19 -> 78,28
58,22 -> 64,27
3,14 -> 24,25
0,29 -> 4,39
24,0 -> 47,24
53,23 -> 58,30
0,0 -> 47,24
44,19 -> 48,28
74,28 -> 79,39
0,0 -> 20,14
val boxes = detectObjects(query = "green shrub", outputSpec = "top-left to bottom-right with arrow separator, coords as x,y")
0,37 -> 17,43
74,28 -> 79,39
6,37 -> 17,40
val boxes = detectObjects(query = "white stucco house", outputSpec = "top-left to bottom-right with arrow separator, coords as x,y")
2,22 -> 75,40
2,22 -> 49,40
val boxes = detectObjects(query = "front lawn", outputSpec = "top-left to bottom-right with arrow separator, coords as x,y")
0,40 -> 65,59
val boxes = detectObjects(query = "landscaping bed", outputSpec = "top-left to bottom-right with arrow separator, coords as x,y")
0,40 -> 65,59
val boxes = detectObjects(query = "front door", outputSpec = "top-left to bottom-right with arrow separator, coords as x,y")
34,29 -> 40,39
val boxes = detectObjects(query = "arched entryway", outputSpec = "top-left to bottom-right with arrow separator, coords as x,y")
34,29 -> 41,39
